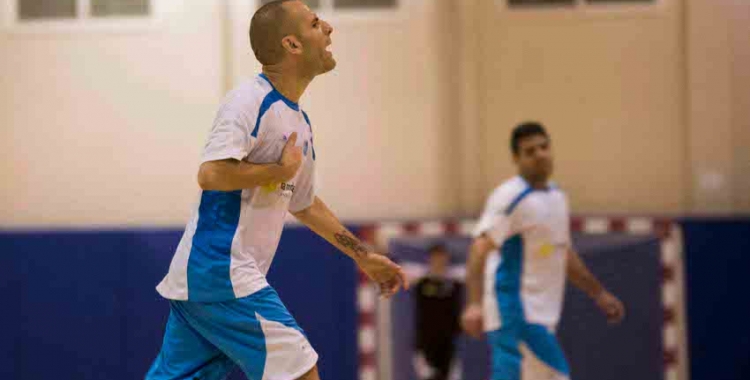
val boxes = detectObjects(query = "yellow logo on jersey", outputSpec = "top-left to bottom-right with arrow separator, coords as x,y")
261,182 -> 279,193
538,243 -> 555,257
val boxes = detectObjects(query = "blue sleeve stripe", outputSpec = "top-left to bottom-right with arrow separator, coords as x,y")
252,91 -> 282,138
301,110 -> 316,161
504,187 -> 533,215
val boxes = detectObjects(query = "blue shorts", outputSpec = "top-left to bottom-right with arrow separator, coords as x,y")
146,286 -> 318,380
487,322 -> 570,380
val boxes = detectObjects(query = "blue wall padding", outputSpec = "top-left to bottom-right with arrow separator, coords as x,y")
0,226 -> 357,380
681,219 -> 750,380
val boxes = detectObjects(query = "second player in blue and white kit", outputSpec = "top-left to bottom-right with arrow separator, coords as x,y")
462,122 -> 626,380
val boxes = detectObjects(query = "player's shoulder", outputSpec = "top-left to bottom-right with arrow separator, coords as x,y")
486,176 -> 530,210
547,181 -> 570,202
216,76 -> 272,119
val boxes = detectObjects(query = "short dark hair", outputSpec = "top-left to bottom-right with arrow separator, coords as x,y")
249,0 -> 298,66
511,121 -> 549,155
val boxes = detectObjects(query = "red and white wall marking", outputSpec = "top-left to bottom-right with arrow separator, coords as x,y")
356,217 -> 689,380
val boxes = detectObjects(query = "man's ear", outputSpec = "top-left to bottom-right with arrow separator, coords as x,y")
282,35 -> 302,55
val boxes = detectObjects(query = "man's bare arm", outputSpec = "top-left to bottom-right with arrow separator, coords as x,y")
461,234 -> 497,338
292,197 -> 370,261
197,132 -> 303,191
567,248 -> 626,323
566,248 -> 605,298
292,196 -> 408,297
465,235 -> 497,305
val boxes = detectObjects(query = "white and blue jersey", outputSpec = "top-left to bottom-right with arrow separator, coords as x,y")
147,74 -> 319,380
157,73 -> 317,303
473,176 -> 572,380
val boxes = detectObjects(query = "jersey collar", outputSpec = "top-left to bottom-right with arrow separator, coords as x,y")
259,73 -> 300,112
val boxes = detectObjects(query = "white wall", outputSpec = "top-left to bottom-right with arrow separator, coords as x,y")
0,0 -> 459,227
728,0 -> 750,212
2,0 -> 748,228
686,0 -> 734,213
474,0 -> 687,214
468,0 -> 750,216
0,1 -> 224,227
686,0 -> 750,214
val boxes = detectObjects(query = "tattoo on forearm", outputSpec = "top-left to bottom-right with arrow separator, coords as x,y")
334,230 -> 369,257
